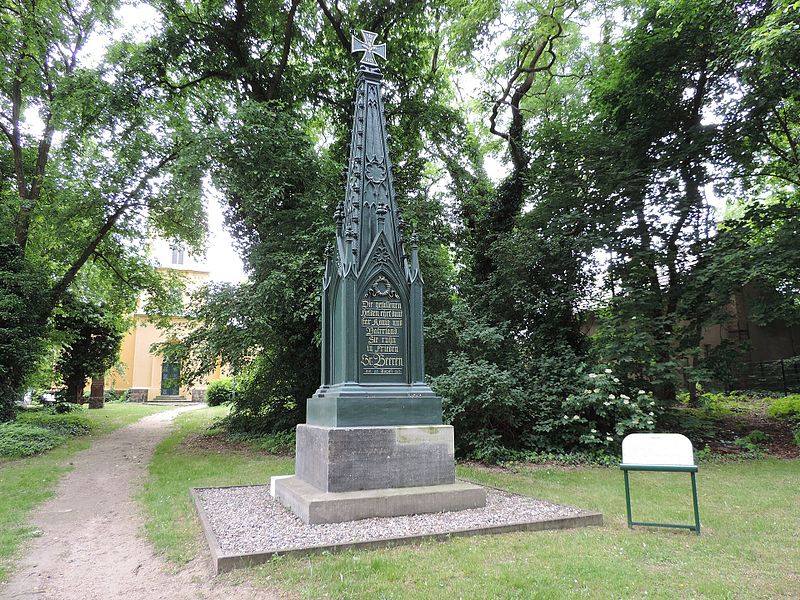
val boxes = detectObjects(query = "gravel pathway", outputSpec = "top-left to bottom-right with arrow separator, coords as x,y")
196,485 -> 588,555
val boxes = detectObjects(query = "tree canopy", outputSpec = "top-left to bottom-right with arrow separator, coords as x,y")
1,0 -> 205,417
2,0 -> 798,458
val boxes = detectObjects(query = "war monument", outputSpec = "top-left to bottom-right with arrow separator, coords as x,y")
272,30 -> 487,524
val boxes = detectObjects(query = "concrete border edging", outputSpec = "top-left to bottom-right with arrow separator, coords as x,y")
191,486 -> 603,575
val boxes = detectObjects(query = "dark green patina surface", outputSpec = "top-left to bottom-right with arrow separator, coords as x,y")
307,384 -> 443,426
308,34 -> 440,427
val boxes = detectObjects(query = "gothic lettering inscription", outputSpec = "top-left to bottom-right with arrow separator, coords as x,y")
360,276 -> 404,377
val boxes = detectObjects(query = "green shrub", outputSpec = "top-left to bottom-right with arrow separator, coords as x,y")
697,392 -> 734,415
0,423 -> 66,458
206,378 -> 234,407
50,392 -> 84,413
515,450 -> 620,467
435,353 -> 658,460
659,409 -> 718,443
734,430 -> 771,457
558,368 -> 659,453
767,395 -> 800,419
256,430 -> 295,454
742,430 -> 771,445
16,411 -> 94,436
793,427 -> 800,447
220,357 -> 301,433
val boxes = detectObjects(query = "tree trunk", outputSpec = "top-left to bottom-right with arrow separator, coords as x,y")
66,376 -> 85,404
89,377 -> 105,409
688,381 -> 698,407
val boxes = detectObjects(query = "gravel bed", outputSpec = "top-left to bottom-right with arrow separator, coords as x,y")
195,484 -> 587,555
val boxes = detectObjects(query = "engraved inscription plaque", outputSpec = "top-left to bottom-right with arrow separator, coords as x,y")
359,275 -> 406,382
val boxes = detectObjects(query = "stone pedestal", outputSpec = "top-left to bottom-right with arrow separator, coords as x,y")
273,424 -> 486,524
88,377 -> 104,409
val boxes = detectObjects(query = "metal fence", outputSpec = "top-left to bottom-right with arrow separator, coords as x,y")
733,356 -> 800,395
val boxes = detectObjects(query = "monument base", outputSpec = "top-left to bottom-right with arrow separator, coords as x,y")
306,382 -> 442,427
295,424 -> 456,492
273,476 -> 487,524
273,423 -> 488,524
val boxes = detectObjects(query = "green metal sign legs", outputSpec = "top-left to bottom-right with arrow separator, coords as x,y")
621,465 -> 701,535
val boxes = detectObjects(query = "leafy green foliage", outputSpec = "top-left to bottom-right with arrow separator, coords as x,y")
435,350 -> 532,460
658,409 -> 718,448
432,304 -> 656,460
767,395 -> 800,419
161,103 -> 333,430
0,423 -> 65,458
561,369 -> 657,452
251,430 -> 296,455
0,245 -> 49,420
1,0 -> 205,417
15,410 -> 94,437
702,200 -> 800,328
206,378 -> 233,407
103,389 -> 130,403
1,399 -> 93,459
591,311 -> 680,402
0,406 -> 92,457
217,356 -> 303,435
733,430 -> 771,457
228,430 -> 296,455
52,295 -> 126,403
432,303 -> 536,458
741,430 -> 771,445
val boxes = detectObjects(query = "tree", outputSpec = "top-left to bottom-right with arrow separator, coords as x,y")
581,0 -> 800,401
0,244 -> 48,420
566,0 -> 745,400
52,295 -> 126,404
0,0 -> 205,417
433,0 -> 799,451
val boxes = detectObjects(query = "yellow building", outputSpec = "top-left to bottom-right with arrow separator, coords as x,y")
107,241 -> 223,402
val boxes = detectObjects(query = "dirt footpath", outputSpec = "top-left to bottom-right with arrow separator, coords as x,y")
1,406 -> 280,600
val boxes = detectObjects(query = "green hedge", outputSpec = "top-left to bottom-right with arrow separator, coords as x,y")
767,395 -> 800,419
104,389 -> 130,403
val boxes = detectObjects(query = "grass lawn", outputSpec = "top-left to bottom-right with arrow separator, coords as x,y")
143,407 -> 800,599
0,403 -> 172,582
139,405 -> 294,563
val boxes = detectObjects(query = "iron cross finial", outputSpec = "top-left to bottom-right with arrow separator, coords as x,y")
351,30 -> 386,69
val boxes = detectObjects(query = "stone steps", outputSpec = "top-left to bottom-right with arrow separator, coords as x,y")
148,395 -> 196,404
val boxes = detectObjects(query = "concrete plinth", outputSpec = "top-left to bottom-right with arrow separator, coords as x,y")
273,476 -> 487,524
296,424 -> 456,493
273,423 -> 488,524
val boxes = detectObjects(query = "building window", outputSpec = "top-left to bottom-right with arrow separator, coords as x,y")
171,245 -> 184,265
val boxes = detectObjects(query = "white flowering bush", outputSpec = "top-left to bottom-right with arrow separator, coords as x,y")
558,367 -> 657,452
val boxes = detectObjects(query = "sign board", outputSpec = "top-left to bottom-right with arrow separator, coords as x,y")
622,433 -> 695,467
620,433 -> 701,535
